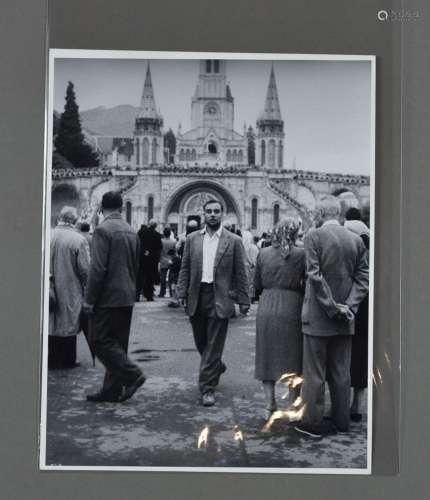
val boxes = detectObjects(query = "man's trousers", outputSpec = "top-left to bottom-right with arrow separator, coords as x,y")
90,306 -> 143,398
301,333 -> 352,431
190,283 -> 229,395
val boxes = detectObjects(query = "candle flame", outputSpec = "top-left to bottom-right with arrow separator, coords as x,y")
262,402 -> 306,431
197,425 -> 209,449
278,372 -> 297,383
291,376 -> 304,388
233,425 -> 244,442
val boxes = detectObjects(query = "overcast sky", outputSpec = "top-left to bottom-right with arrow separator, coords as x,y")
54,58 -> 372,175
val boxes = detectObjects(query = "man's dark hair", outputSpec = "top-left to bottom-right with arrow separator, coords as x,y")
80,222 -> 90,232
163,227 -> 171,238
101,191 -> 123,210
345,207 -> 361,221
203,199 -> 223,212
167,248 -> 175,256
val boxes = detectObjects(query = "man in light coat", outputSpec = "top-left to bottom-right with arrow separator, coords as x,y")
295,195 -> 369,437
49,206 -> 89,369
177,199 -> 250,406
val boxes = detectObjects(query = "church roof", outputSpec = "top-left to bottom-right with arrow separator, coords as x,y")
259,64 -> 282,121
138,63 -> 162,120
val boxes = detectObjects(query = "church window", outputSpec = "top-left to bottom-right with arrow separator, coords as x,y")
191,149 -> 196,161
186,149 -> 191,161
227,150 -> 231,162
278,141 -> 283,168
208,141 -> 217,154
261,140 -> 266,166
232,150 -> 238,162
125,201 -> 132,224
135,138 -> 140,165
268,139 -> 276,167
148,196 -> 154,221
238,150 -> 243,162
273,203 -> 280,225
251,198 -> 258,230
179,149 -> 185,161
206,60 -> 212,73
214,60 -> 220,73
142,137 -> 150,165
152,138 -> 157,164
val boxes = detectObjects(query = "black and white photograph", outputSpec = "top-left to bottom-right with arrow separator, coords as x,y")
40,50 -> 375,473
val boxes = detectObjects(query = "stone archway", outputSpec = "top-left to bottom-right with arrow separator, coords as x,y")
164,180 -> 241,234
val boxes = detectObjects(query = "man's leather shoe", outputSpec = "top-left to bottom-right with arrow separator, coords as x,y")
119,374 -> 146,402
202,391 -> 215,407
86,392 -> 120,403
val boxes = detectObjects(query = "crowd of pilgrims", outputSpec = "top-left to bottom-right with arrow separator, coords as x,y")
48,195 -> 369,438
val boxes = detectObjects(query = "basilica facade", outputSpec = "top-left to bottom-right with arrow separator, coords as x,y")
51,59 -> 370,234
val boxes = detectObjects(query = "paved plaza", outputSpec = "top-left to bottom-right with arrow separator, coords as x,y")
45,298 -> 368,470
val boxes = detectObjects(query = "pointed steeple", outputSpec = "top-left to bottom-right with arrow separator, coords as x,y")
139,63 -> 159,119
261,64 -> 282,121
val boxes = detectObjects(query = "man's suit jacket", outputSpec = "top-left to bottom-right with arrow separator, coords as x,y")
177,227 -> 250,319
85,213 -> 140,308
301,222 -> 369,336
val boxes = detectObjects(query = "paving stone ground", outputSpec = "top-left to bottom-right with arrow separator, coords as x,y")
44,296 -> 368,471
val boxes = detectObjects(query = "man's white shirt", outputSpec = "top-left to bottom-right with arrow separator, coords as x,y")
201,226 -> 222,283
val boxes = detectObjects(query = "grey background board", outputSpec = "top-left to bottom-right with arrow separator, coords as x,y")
1,0 -> 426,497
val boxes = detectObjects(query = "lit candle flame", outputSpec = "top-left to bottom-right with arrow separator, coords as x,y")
197,426 -> 209,449
262,403 -> 306,431
291,376 -> 304,388
292,396 -> 303,408
278,372 -> 297,383
233,425 -> 244,442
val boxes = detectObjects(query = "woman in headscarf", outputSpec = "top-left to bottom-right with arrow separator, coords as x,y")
254,217 -> 306,420
242,230 -> 259,302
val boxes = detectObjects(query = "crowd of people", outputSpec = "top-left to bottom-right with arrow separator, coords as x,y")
48,190 -> 369,438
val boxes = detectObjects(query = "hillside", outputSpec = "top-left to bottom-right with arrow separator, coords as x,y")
79,104 -> 140,136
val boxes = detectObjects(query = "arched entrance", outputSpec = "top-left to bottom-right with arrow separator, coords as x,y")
164,180 -> 241,234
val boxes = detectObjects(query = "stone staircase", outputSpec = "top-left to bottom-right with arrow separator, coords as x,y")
267,178 -> 312,226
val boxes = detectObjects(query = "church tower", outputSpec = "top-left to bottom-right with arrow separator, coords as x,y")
133,63 -> 164,167
256,65 -> 285,169
191,59 -> 234,137
176,59 -> 247,166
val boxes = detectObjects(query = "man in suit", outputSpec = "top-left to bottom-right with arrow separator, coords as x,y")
177,199 -> 250,406
140,219 -> 162,301
83,191 -> 145,403
295,195 -> 369,437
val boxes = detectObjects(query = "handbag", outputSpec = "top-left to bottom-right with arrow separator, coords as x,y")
49,275 -> 57,312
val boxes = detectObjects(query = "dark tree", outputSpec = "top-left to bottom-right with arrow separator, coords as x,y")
54,81 -> 99,168
247,125 -> 256,165
163,128 -> 176,164
53,111 -> 60,137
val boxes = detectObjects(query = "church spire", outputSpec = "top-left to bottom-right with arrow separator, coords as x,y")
261,64 -> 282,121
139,63 -> 159,119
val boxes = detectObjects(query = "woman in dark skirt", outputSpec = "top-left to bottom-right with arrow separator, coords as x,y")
254,218 -> 306,420
344,208 -> 370,421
